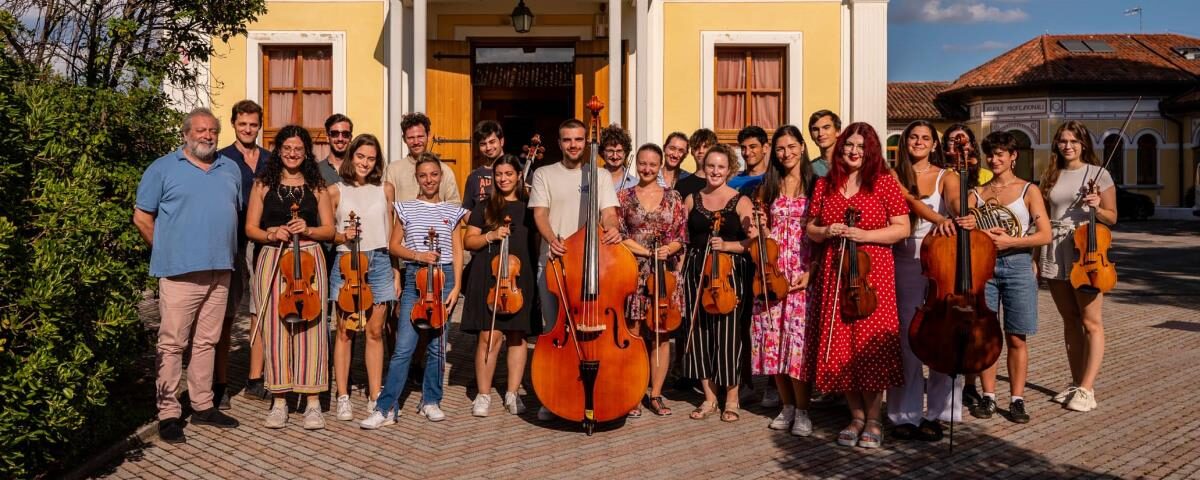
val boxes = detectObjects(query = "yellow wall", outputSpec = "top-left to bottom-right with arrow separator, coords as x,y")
663,2 -> 843,170
208,2 -> 388,151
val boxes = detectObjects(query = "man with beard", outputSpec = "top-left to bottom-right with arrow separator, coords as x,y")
462,120 -> 505,211
528,118 -> 623,421
213,100 -> 272,408
673,128 -> 718,199
318,114 -> 353,186
133,108 -> 242,443
729,125 -> 770,195
661,131 -> 692,190
808,110 -> 841,179
385,112 -> 461,202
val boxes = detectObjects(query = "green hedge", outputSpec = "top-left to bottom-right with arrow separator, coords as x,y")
0,58 -> 180,478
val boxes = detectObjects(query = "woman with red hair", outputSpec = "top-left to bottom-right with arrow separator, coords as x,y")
805,123 -> 910,448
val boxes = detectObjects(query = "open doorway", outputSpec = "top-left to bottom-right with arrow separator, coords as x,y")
472,42 -> 575,171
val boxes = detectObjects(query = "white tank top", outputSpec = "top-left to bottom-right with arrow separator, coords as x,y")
971,183 -> 1033,238
911,169 -> 948,239
336,183 -> 391,251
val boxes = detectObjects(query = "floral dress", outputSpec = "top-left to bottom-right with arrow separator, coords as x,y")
806,176 -> 908,393
750,194 -> 812,380
617,187 -> 688,324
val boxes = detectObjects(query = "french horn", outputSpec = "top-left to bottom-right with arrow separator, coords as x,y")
969,197 -> 1022,237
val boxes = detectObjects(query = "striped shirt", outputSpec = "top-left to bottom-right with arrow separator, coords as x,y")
394,199 -> 467,264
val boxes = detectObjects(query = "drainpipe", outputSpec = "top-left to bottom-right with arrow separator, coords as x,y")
1161,108 -> 1186,207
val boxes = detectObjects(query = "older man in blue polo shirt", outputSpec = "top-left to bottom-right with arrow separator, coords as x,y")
133,108 -> 243,444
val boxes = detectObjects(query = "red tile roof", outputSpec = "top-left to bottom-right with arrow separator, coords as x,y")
888,81 -> 952,120
943,33 -> 1200,95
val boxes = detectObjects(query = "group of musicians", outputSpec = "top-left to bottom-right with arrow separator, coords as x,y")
136,98 -> 1117,447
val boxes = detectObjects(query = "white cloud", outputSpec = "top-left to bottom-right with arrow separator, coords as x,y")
943,40 -> 1011,52
895,0 -> 1029,24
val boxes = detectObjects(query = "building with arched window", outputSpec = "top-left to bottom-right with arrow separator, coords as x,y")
887,33 -> 1200,212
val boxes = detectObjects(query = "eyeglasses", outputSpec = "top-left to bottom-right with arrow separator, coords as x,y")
281,146 -> 306,155
603,149 -> 626,157
329,130 -> 352,139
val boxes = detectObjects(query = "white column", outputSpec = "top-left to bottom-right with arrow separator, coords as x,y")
635,0 -> 648,144
388,0 -> 404,160
848,0 -> 888,137
413,0 -> 427,113
608,0 -> 622,125
648,0 -> 663,144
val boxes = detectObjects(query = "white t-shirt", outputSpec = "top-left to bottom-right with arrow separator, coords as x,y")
528,162 -> 619,262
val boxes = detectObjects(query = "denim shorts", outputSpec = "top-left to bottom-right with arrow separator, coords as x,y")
984,251 -> 1039,336
329,248 -> 397,304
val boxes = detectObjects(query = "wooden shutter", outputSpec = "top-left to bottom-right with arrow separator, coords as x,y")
573,40 -> 629,128
427,40 -> 473,194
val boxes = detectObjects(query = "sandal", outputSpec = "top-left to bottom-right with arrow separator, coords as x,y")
858,419 -> 883,449
627,408 -> 643,418
647,396 -> 673,416
689,401 -> 718,420
720,403 -> 740,423
837,418 -> 865,447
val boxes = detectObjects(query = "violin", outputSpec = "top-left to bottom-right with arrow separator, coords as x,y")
833,207 -> 877,320
531,96 -> 648,435
487,215 -> 524,316
908,136 -> 1002,377
644,236 -> 681,334
1069,180 -> 1117,294
337,211 -> 373,331
521,134 -> 545,192
278,203 -> 321,323
410,228 -> 447,329
748,198 -> 789,302
701,215 -> 738,315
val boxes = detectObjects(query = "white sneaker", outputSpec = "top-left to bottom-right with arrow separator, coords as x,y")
504,392 -> 526,415
769,405 -> 796,430
1052,384 -> 1079,404
790,410 -> 813,437
336,395 -> 353,421
761,387 -> 781,408
360,410 -> 394,430
265,402 -> 288,429
472,394 -> 492,417
366,398 -> 377,414
1065,387 -> 1097,412
419,403 -> 446,422
303,406 -> 325,430
537,406 -> 554,421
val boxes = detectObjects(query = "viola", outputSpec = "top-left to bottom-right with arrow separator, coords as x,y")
908,137 -> 1002,377
278,203 -> 321,323
834,207 -> 877,320
1069,180 -> 1117,294
644,236 -> 681,334
410,228 -> 447,330
531,96 -> 648,435
748,198 -> 789,302
487,215 -> 524,316
337,211 -> 373,331
701,215 -> 738,315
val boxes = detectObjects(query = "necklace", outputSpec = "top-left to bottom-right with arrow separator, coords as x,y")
988,177 -> 1019,190
276,184 -> 306,205
912,163 -> 933,175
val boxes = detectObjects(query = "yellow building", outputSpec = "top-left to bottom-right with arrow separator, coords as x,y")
189,0 -> 890,191
887,34 -> 1200,214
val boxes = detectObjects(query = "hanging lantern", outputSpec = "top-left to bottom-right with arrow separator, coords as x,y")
511,1 -> 534,34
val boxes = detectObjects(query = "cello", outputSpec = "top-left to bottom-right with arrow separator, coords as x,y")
337,211 -> 373,331
410,228 -> 447,330
278,203 -> 321,323
531,96 -> 649,435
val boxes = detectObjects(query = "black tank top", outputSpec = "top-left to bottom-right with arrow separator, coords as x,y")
261,184 -> 321,229
687,192 -> 747,245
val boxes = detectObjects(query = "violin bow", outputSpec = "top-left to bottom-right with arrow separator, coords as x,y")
824,235 -> 848,362
1072,96 -> 1141,209
485,225 -> 505,357
754,201 -> 778,334
651,236 -> 662,368
248,233 -> 287,348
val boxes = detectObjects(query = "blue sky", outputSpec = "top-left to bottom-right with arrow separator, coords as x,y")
889,0 -> 1200,81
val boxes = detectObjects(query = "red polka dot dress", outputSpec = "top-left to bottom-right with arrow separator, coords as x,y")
806,175 -> 908,393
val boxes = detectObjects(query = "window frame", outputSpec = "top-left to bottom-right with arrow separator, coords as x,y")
261,45 -> 334,148
699,31 -> 804,137
713,46 -> 787,144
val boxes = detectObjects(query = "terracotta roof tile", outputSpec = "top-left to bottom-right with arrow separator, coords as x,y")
473,62 -> 573,88
944,33 -> 1200,95
888,81 -> 953,120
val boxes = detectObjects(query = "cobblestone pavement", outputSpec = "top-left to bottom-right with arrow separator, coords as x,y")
93,221 -> 1200,479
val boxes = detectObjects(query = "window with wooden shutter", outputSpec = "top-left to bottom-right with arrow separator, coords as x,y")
262,46 -> 333,159
715,47 -> 785,145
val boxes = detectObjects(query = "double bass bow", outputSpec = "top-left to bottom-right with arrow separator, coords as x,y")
337,211 -> 373,331
531,96 -> 649,435
410,228 -> 447,330
908,135 -> 1003,452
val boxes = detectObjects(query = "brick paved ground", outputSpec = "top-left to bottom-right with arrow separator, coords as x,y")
92,221 -> 1199,479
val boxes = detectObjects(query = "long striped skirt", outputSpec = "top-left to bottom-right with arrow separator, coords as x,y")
680,249 -> 750,387
254,243 -> 329,394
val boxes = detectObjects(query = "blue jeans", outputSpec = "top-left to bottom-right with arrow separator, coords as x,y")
329,248 -> 397,304
984,252 -> 1039,335
374,264 -> 455,413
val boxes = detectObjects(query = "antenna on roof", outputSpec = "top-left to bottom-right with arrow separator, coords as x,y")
1124,6 -> 1143,32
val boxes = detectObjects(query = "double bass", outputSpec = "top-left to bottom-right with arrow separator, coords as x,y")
410,228 -> 447,330
337,211 -> 373,331
278,203 -> 321,323
531,97 -> 649,435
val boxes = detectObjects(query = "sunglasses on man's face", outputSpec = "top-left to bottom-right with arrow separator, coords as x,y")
329,130 -> 352,139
